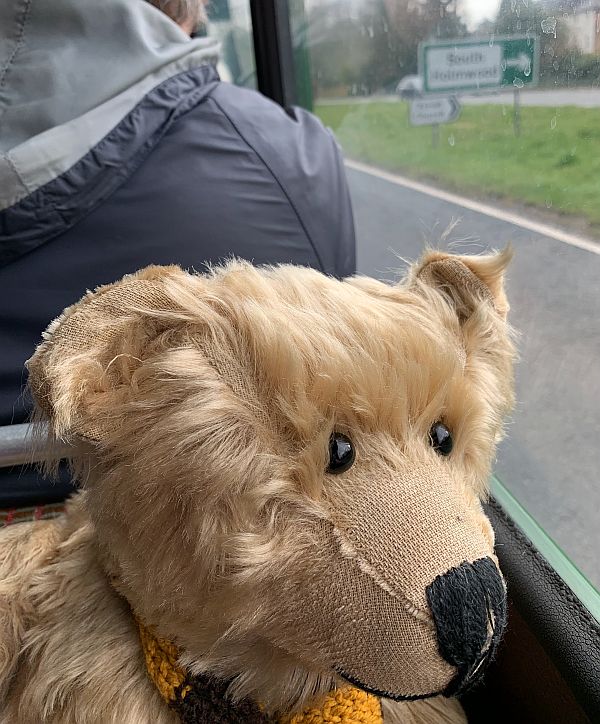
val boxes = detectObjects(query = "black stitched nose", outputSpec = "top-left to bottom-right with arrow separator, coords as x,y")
426,556 -> 507,696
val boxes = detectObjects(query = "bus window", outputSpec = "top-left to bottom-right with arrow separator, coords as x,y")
291,0 -> 600,593
205,0 -> 256,87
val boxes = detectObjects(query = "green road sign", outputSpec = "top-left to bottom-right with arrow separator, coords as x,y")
419,35 -> 539,94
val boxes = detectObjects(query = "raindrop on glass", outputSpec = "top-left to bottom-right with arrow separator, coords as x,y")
541,17 -> 557,38
513,78 -> 525,88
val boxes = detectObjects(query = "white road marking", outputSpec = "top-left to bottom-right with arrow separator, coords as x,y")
346,159 -> 600,256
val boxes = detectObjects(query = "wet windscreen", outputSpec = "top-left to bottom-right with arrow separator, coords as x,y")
292,0 -> 600,589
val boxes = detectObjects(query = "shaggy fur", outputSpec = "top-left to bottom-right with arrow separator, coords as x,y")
0,497 -> 177,723
0,251 -> 515,722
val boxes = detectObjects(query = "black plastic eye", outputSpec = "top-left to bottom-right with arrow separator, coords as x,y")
429,422 -> 453,456
327,433 -> 355,474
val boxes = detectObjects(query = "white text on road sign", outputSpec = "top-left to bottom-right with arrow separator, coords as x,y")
420,36 -> 539,93
426,45 -> 501,91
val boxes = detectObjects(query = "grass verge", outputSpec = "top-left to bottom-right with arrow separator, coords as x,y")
315,101 -> 600,230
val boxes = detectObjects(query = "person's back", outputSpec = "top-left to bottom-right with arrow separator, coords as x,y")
0,0 -> 356,423
0,0 -> 355,502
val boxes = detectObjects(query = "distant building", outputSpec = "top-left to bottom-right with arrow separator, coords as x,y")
560,0 -> 600,54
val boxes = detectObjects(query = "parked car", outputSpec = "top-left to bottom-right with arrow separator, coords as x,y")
396,74 -> 423,98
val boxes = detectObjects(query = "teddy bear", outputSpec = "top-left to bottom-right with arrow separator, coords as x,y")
0,249 -> 515,723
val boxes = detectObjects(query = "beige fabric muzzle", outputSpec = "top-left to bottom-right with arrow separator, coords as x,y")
263,458 -> 505,701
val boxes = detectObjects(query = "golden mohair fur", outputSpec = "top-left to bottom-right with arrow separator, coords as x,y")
1,250 -> 516,722
0,498 -> 177,724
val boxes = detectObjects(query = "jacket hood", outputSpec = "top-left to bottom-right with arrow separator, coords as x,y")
0,0 -> 219,211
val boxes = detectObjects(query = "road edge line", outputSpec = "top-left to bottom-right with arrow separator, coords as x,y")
345,159 -> 600,256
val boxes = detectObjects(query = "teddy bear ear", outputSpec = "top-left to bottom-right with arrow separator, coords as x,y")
413,247 -> 512,321
27,265 -> 185,443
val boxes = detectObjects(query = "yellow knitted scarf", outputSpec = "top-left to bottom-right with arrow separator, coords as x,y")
137,620 -> 382,724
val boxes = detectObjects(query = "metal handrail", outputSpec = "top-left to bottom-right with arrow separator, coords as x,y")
0,423 -> 71,469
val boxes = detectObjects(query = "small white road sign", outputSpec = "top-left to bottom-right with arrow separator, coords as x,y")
409,96 -> 461,126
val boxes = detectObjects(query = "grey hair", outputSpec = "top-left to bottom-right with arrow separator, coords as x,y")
145,0 -> 206,27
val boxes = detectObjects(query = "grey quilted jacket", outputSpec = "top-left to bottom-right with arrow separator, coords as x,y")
0,0 -> 356,435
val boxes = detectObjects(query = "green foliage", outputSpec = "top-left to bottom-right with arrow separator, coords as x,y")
571,54 -> 600,84
304,0 -> 600,98
316,100 -> 600,227
578,125 -> 600,141
306,0 -> 467,96
556,148 -> 578,167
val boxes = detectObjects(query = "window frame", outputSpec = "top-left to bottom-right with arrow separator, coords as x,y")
250,0 -> 298,107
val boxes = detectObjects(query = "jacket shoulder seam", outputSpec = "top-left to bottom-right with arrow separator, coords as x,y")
208,94 -> 326,272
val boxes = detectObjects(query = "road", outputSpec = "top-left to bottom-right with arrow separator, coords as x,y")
347,162 -> 600,589
461,88 -> 600,107
320,88 -> 600,107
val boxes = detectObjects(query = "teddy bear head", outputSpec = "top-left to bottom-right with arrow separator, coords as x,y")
27,251 -> 515,713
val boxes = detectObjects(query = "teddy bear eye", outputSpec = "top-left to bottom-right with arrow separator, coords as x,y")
327,433 -> 355,474
429,422 -> 453,456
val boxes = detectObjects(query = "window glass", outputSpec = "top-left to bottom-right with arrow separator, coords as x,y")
205,0 -> 256,88
292,0 -> 600,589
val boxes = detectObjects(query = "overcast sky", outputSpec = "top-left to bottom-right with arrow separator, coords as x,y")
458,0 -> 502,30
303,0 -> 515,32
